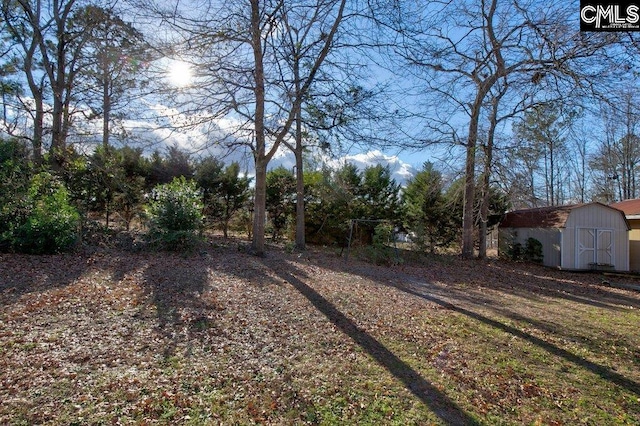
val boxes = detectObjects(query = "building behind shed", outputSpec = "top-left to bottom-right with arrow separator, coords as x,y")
610,199 -> 640,272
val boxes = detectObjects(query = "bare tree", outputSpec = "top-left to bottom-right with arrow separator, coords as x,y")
2,0 -> 48,163
390,0 -> 618,258
477,81 -> 508,259
477,75 -> 554,258
590,91 -> 640,202
513,102 -> 576,206
2,0 -> 101,166
567,121 -> 591,204
150,0 -> 347,255
276,4 -> 382,251
277,3 -> 347,251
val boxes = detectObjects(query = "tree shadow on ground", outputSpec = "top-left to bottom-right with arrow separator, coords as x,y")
483,262 -> 640,310
0,247 -> 220,359
402,278 -> 640,396
262,257 -> 480,426
135,250 -> 225,359
385,251 -> 640,310
0,252 -> 95,305
311,252 -> 640,397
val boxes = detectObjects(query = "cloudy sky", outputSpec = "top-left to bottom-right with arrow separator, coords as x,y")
100,99 -> 428,186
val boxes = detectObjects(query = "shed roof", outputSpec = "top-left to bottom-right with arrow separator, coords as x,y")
611,199 -> 640,216
499,205 -> 579,228
499,202 -> 628,229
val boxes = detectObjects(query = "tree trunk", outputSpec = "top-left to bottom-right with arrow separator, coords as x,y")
32,97 -> 44,165
24,40 -> 44,164
252,158 -> 267,255
462,136 -> 477,258
294,93 -> 305,250
249,0 -> 266,256
103,74 -> 111,149
50,37 -> 68,167
479,86 -> 504,259
478,151 -> 492,260
549,141 -> 555,205
223,201 -> 230,239
461,94 -> 483,259
478,125 -> 495,260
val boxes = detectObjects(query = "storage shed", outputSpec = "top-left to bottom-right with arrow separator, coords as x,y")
498,203 -> 629,271
610,199 -> 640,272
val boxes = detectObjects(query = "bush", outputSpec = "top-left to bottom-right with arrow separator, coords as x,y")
12,172 -> 80,254
523,237 -> 543,263
373,223 -> 394,246
356,223 -> 402,266
504,241 -> 523,260
505,236 -> 543,264
144,177 -> 204,250
0,139 -> 32,251
357,245 -> 402,266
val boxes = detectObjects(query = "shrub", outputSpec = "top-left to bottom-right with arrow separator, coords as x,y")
356,223 -> 402,266
358,245 -> 402,266
504,241 -> 523,260
0,139 -> 32,251
12,172 -> 80,254
523,237 -> 543,263
373,223 -> 394,246
505,236 -> 543,264
144,177 -> 204,250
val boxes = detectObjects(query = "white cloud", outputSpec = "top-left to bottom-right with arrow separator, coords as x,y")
15,97 -> 416,185
265,148 -> 415,185
326,150 -> 416,185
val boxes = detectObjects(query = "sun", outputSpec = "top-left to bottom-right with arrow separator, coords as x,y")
167,60 -> 193,87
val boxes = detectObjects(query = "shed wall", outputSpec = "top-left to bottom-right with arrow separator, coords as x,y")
562,204 -> 629,271
498,227 -> 561,267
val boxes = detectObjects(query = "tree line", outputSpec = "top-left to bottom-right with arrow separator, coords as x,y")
1,0 -> 639,258
0,137 -> 509,254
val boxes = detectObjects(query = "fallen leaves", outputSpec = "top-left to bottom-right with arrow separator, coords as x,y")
1,243 -> 639,424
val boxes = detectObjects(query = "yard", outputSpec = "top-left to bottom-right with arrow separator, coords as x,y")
1,241 -> 639,425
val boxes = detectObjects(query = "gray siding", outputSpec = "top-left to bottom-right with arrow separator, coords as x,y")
498,227 -> 561,267
562,204 -> 629,271
499,203 -> 630,271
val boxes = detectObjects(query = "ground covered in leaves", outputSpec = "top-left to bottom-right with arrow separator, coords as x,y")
1,240 -> 640,425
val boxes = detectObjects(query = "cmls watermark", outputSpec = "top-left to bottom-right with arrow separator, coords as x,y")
580,1 -> 640,31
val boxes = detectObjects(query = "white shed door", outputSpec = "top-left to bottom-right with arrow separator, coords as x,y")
596,229 -> 613,265
577,228 -> 613,269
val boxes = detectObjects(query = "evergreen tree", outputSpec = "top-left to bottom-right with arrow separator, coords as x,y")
360,164 -> 401,221
195,158 -> 251,238
403,162 -> 453,252
266,167 -> 296,241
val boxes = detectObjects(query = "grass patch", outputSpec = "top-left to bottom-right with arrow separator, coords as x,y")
0,244 -> 639,424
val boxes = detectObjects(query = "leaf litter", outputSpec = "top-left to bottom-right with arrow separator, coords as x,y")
1,242 -> 640,424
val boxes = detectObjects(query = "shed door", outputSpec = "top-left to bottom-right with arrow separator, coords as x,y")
596,229 -> 613,265
577,228 -> 613,269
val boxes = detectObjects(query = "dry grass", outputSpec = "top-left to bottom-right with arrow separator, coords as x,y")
1,240 -> 639,425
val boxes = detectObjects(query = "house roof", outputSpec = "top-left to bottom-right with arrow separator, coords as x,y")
611,199 -> 640,216
499,205 -> 579,228
499,202 -> 629,229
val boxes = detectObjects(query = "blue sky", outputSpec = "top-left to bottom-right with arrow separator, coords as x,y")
5,0 -> 613,191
